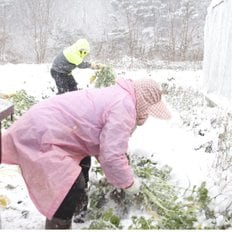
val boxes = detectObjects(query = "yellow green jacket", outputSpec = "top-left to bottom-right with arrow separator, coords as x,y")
51,39 -> 91,74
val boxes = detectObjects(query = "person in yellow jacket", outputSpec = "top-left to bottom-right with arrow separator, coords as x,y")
50,38 -> 103,94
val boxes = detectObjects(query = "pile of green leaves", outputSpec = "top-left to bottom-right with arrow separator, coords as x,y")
129,157 -> 212,229
94,66 -> 116,88
2,89 -> 37,129
79,155 -> 224,230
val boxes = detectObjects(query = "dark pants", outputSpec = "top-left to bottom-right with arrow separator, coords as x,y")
53,157 -> 91,220
79,156 -> 91,186
50,69 -> 78,94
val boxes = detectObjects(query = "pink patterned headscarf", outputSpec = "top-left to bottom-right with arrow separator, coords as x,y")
133,79 -> 171,125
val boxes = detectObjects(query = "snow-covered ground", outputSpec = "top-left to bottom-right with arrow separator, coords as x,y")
0,63 -> 231,229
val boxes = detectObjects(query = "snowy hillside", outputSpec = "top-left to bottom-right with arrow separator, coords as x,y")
0,63 -> 231,229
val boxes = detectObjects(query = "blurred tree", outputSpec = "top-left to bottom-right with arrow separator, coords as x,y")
0,0 -> 11,62
0,0 -> 211,63
14,0 -> 55,63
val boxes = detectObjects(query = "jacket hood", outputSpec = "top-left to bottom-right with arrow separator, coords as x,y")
116,77 -> 136,104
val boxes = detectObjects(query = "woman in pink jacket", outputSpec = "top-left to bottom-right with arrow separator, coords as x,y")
2,78 -> 171,229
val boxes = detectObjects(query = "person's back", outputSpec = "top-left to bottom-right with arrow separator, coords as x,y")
2,77 -> 171,229
51,51 -> 77,74
50,38 -> 93,94
2,79 -> 137,222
